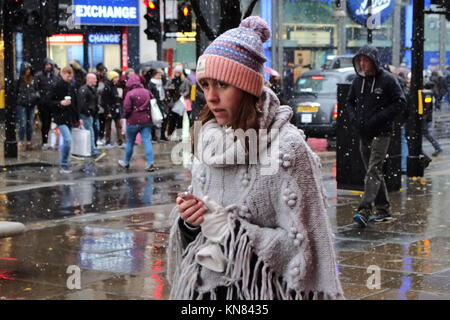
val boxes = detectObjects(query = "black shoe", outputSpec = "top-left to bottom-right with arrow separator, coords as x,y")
145,164 -> 157,172
432,149 -> 443,157
370,211 -> 394,222
353,208 -> 371,228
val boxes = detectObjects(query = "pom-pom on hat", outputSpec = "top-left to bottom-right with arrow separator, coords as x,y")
196,16 -> 271,97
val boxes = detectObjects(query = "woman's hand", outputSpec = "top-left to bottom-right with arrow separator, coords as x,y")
177,193 -> 206,227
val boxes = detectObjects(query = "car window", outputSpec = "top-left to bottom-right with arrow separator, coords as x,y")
295,75 -> 339,95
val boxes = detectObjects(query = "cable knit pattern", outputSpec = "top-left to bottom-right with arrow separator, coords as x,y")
167,87 -> 344,300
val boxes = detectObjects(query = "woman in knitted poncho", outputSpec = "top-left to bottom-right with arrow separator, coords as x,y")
166,16 -> 344,300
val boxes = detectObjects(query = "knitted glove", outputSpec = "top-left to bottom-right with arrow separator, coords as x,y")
194,196 -> 236,272
200,195 -> 235,243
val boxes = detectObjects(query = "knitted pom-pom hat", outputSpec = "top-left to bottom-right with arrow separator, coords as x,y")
196,16 -> 271,97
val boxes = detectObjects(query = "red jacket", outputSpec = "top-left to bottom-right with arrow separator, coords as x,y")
123,75 -> 153,125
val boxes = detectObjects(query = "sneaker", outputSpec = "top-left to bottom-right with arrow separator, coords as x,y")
432,149 -> 443,157
370,211 -> 394,223
94,152 -> 107,162
145,164 -> 156,172
118,160 -> 130,169
42,143 -> 51,150
59,167 -> 72,174
353,208 -> 371,228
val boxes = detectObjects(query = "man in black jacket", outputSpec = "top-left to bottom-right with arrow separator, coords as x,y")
346,44 -> 406,227
35,58 -> 58,149
46,66 -> 80,173
77,73 -> 105,160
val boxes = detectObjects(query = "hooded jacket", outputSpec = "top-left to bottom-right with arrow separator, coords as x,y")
123,75 -> 152,125
15,62 -> 40,107
35,58 -> 58,106
167,87 -> 344,300
346,45 -> 406,140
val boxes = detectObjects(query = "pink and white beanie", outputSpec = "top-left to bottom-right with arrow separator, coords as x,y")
196,16 -> 271,97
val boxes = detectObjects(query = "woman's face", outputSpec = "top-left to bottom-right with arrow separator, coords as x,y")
199,78 -> 244,126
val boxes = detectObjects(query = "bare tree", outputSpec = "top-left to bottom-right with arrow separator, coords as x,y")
190,0 -> 260,41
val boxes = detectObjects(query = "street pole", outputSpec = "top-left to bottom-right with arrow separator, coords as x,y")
439,13 -> 446,72
277,0 -> 283,77
3,1 -> 18,158
337,0 -> 347,56
271,0 -> 278,73
392,0 -> 401,66
407,0 -> 425,177
367,0 -> 372,44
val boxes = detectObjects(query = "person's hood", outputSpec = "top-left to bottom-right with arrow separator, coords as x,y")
70,60 -> 84,71
352,44 -> 381,77
126,74 -> 144,89
44,57 -> 55,68
19,62 -> 34,77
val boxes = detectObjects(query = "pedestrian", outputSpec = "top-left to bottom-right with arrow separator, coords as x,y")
147,68 -> 167,141
165,65 -> 191,140
77,73 -> 106,161
429,70 -> 447,111
69,60 -> 87,90
14,62 -> 40,152
103,71 -> 125,147
118,74 -> 157,172
346,44 -> 406,227
167,16 -> 343,300
95,63 -> 109,146
423,81 -> 443,157
46,66 -> 80,173
35,58 -> 58,150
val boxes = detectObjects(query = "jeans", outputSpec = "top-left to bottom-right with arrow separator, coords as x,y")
124,123 -> 154,165
80,114 -> 99,156
16,105 -> 36,142
58,125 -> 72,168
401,125 -> 408,172
422,120 -> 441,152
358,136 -> 391,214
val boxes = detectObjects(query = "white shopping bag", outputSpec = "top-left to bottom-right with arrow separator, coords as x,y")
70,128 -> 91,157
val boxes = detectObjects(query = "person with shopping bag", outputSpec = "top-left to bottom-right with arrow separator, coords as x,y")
118,74 -> 157,172
148,69 -> 167,141
165,65 -> 191,140
46,66 -> 81,173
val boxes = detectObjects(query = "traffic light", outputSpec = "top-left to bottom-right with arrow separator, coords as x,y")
144,0 -> 161,41
178,3 -> 192,33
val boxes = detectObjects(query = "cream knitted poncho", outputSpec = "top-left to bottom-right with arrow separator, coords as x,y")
167,87 -> 344,300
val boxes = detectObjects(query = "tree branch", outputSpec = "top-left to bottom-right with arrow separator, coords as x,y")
189,0 -> 217,41
242,0 -> 259,19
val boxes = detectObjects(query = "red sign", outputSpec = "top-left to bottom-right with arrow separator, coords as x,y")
121,27 -> 128,71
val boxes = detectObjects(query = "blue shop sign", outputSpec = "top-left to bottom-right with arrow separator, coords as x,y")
89,33 -> 121,44
72,0 -> 139,26
347,0 -> 395,27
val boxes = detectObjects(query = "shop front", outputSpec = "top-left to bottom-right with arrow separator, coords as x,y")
47,0 -> 139,72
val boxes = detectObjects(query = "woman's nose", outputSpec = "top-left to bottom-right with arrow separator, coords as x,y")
205,88 -> 218,103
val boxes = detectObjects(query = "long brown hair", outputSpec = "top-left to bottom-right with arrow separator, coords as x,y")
191,91 -> 263,154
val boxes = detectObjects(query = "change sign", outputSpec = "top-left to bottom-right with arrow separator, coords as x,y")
72,0 -> 139,26
347,0 -> 395,28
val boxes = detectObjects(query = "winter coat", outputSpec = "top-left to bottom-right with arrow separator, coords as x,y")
165,76 -> 191,106
429,72 -> 447,99
77,84 -> 98,117
46,75 -> 79,127
167,87 -> 344,300
34,58 -> 58,106
123,75 -> 153,125
346,44 -> 406,141
102,80 -> 122,118
15,62 -> 40,107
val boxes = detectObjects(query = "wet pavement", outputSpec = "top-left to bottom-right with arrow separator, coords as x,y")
1,109 -> 450,300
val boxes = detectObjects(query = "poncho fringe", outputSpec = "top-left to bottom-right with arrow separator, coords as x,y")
168,217 -> 343,300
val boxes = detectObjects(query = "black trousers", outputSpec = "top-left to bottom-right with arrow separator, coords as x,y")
38,105 -> 52,144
